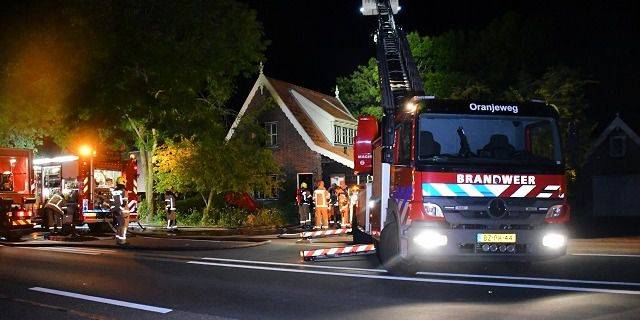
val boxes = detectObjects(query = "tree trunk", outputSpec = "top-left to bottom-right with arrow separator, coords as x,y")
127,116 -> 158,222
202,189 -> 215,223
141,148 -> 155,221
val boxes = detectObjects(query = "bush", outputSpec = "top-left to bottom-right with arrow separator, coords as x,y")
137,200 -> 166,225
246,208 -> 286,227
217,206 -> 249,228
176,196 -> 205,215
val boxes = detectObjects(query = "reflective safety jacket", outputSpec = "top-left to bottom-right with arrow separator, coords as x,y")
313,189 -> 330,208
300,188 -> 312,205
164,193 -> 176,211
110,185 -> 127,211
45,194 -> 65,215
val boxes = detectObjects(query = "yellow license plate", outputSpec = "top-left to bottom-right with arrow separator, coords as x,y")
477,233 -> 516,243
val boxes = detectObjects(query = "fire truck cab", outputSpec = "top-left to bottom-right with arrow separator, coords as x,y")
0,148 -> 36,238
354,98 -> 569,274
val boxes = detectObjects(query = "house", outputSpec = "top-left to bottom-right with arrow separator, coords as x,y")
578,115 -> 640,217
226,69 -> 357,206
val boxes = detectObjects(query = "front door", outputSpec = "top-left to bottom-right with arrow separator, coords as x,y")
297,173 -> 313,190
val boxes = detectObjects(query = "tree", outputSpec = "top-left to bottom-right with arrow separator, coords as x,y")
72,0 -> 268,220
336,13 -> 592,146
336,58 -> 381,118
0,1 -> 95,149
154,99 -> 281,222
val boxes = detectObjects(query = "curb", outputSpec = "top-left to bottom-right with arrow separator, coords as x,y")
129,231 -> 276,242
0,237 -> 270,251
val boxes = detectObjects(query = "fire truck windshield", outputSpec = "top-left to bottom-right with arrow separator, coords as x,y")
417,114 -> 562,166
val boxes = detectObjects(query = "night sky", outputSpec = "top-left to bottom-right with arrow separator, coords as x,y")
240,0 -> 639,130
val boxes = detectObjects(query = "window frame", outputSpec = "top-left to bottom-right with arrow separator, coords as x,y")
265,121 -> 278,148
609,135 -> 627,158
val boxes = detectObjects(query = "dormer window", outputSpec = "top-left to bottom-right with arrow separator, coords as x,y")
334,124 -> 355,146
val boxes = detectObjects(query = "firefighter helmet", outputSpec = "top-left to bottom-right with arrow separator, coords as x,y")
116,176 -> 127,186
300,182 -> 307,189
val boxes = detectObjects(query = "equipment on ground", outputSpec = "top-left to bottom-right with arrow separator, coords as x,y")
354,0 -> 570,275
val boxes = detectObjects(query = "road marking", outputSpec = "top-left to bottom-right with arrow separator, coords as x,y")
22,247 -> 116,256
29,287 -> 172,314
416,271 -> 640,287
187,260 -> 640,296
202,257 -> 387,273
202,257 -> 640,287
571,253 -> 640,258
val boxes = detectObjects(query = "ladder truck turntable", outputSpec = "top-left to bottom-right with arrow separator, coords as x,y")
353,0 -> 570,275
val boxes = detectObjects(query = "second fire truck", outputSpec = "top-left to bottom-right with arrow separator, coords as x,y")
353,0 -> 570,275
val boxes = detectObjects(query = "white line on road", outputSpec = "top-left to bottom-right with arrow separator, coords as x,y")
202,257 -> 387,273
29,287 -> 172,314
202,257 -> 640,287
186,260 -> 640,296
571,253 -> 640,258
416,271 -> 640,287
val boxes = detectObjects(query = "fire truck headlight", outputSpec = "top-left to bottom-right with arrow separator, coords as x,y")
423,202 -> 444,217
542,233 -> 566,249
414,230 -> 448,249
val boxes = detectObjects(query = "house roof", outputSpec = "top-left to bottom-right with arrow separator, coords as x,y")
226,73 -> 356,168
585,114 -> 640,158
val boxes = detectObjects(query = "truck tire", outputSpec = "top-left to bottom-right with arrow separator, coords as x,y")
379,213 -> 417,276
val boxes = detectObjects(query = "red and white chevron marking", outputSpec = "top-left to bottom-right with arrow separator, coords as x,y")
300,228 -> 351,238
300,244 -> 376,261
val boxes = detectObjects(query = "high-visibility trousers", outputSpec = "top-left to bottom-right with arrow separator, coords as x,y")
314,207 -> 329,228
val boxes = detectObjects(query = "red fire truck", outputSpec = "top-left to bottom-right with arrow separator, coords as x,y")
353,0 -> 570,275
0,148 -> 36,239
34,151 -> 140,232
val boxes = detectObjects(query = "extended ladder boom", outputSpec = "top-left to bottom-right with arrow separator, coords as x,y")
363,0 -> 425,163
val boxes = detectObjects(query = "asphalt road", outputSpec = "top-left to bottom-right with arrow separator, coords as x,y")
1,235 -> 639,320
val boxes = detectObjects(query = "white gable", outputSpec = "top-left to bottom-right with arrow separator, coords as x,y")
225,74 -> 355,168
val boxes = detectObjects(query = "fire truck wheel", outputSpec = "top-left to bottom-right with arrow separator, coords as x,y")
379,215 -> 417,276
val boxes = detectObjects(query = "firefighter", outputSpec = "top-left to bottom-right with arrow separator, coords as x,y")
329,183 -> 345,228
298,182 -> 312,228
338,181 -> 350,227
164,190 -> 177,230
44,191 -> 65,234
313,181 -> 330,229
110,176 -> 129,245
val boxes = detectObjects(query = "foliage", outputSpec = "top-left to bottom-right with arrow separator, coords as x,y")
246,208 -> 286,227
336,58 -> 381,118
217,206 -> 250,229
0,2 -> 95,149
336,12 -> 593,150
55,0 -> 270,220
154,96 -> 281,222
